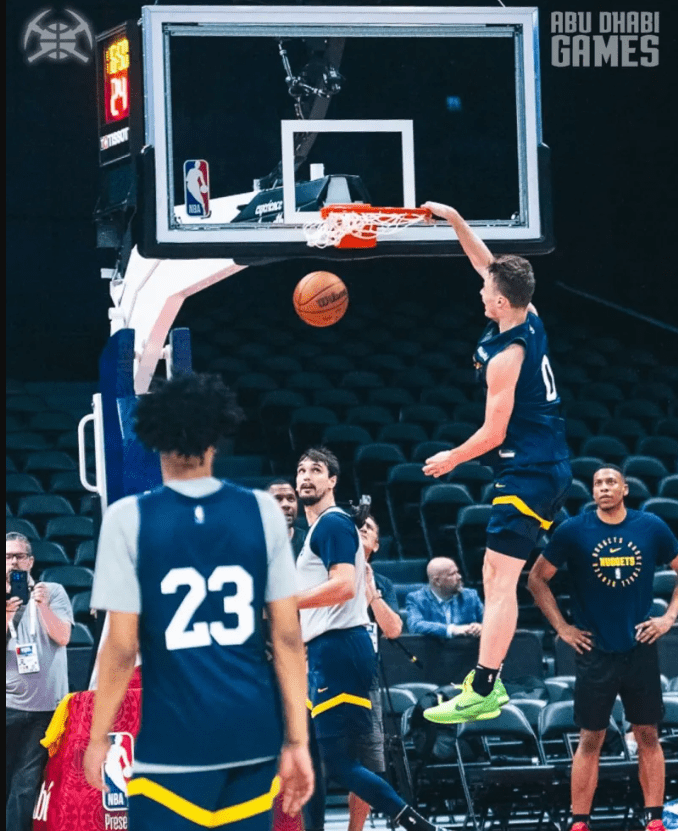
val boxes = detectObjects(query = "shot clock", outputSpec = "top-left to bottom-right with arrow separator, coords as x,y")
95,21 -> 142,166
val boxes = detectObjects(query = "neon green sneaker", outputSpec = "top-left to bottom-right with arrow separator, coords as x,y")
423,671 -> 502,724
493,677 -> 509,707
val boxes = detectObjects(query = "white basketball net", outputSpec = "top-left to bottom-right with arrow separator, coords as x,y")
304,209 -> 429,248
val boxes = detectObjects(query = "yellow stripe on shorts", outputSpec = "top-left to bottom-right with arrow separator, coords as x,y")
127,774 -> 280,828
311,693 -> 372,718
491,495 -> 553,530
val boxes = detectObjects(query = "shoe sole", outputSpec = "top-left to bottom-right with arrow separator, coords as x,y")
423,706 -> 502,725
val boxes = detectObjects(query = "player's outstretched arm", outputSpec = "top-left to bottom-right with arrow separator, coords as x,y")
423,344 -> 523,477
267,595 -> 314,815
421,201 -> 494,275
84,612 -> 139,791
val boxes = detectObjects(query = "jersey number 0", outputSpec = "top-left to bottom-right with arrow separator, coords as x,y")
161,566 -> 255,651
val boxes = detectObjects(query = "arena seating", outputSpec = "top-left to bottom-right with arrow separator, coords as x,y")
6,288 -> 677,828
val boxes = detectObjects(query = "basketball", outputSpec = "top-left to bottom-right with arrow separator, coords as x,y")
293,271 -> 349,327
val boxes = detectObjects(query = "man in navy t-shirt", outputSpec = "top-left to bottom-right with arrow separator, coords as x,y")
528,465 -> 678,831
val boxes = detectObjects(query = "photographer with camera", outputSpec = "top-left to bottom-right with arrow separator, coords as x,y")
6,532 -> 73,831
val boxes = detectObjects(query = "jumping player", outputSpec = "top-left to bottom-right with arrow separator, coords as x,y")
421,201 -> 572,724
295,448 -> 438,831
83,373 -> 313,829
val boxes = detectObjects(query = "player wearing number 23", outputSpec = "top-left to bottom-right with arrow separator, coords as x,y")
84,374 -> 313,830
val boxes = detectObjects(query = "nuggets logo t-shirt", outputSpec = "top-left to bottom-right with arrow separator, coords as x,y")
543,509 -> 677,652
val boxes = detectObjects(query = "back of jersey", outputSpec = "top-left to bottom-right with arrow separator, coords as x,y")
135,482 -> 283,769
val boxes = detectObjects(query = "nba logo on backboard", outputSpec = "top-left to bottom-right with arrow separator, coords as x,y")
184,159 -> 211,218
102,732 -> 134,811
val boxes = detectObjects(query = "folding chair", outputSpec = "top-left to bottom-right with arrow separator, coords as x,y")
420,483 -> 473,561
386,464 -> 432,558
456,705 -> 558,831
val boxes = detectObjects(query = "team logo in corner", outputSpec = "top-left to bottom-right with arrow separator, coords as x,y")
102,732 -> 134,811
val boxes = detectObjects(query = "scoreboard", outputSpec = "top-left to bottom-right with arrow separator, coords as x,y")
95,21 -> 142,167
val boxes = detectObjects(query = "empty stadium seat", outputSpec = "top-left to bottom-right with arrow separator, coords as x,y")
411,441 -> 451,464
615,399 -> 666,432
48,471 -> 86,504
75,540 -> 96,568
372,559 -> 428,584
456,504 -> 493,585
6,395 -> 48,415
453,403 -> 486,427
564,401 -> 612,433
285,372 -> 333,396
641,498 -> 678,536
362,354 -> 408,382
656,417 -> 678,439
637,436 -> 678,471
71,591 -> 93,623
353,444 -> 407,529
44,516 -> 94,557
580,436 -> 629,466
623,456 -> 670,493
569,456 -> 605,483
40,565 -> 95,595
288,407 -> 339,454
31,541 -> 70,572
391,368 -> 435,395
448,462 -> 494,502
320,424 -> 371,501
386,464 -> 432,558
17,495 -> 74,534
255,355 -> 304,383
312,389 -> 361,419
624,476 -> 652,509
5,473 -> 43,512
345,405 -> 394,438
233,372 -> 278,411
659,475 -> 678,498
398,404 -> 448,438
339,371 -> 384,400
68,621 -> 95,646
420,483 -> 473,560
419,386 -> 468,413
377,423 -> 428,459
6,518 -> 40,540
564,418 -> 593,455
23,450 -> 77,485
563,480 -> 591,515
579,382 -> 624,405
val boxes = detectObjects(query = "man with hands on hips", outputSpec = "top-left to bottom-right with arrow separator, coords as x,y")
528,465 -> 677,831
6,532 -> 73,831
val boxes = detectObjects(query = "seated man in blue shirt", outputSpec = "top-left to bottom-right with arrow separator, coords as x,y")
406,558 -> 483,639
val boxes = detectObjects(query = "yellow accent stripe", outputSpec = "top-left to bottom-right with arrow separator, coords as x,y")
311,693 -> 372,718
492,495 -> 553,530
40,693 -> 75,756
306,698 -> 313,711
127,774 -> 280,828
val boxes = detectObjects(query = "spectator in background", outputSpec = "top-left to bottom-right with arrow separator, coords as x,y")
348,515 -> 403,831
528,465 -> 678,831
6,532 -> 73,831
268,479 -> 306,558
406,557 -> 483,639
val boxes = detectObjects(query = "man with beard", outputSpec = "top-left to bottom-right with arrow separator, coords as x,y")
295,448 -> 438,831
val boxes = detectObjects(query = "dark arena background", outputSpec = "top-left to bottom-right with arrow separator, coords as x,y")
6,0 -> 678,829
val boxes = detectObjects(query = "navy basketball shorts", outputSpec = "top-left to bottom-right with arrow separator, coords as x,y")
306,626 -> 377,741
128,758 -> 278,831
574,642 -> 665,732
486,459 -> 573,560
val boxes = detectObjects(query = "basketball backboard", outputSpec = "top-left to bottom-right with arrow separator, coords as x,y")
136,5 -> 552,261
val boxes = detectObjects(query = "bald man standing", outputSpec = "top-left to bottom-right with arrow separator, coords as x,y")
406,558 -> 483,639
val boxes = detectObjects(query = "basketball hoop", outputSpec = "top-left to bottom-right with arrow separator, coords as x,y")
304,204 -> 432,249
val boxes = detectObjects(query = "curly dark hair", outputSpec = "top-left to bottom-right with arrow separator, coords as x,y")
134,373 -> 244,458
487,255 -> 535,308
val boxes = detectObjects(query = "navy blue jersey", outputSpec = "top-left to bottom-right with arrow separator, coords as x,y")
134,484 -> 283,767
474,312 -> 569,466
543,509 -> 678,652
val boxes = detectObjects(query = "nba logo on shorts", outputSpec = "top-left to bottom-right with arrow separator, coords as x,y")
184,159 -> 211,218
102,732 -> 134,811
